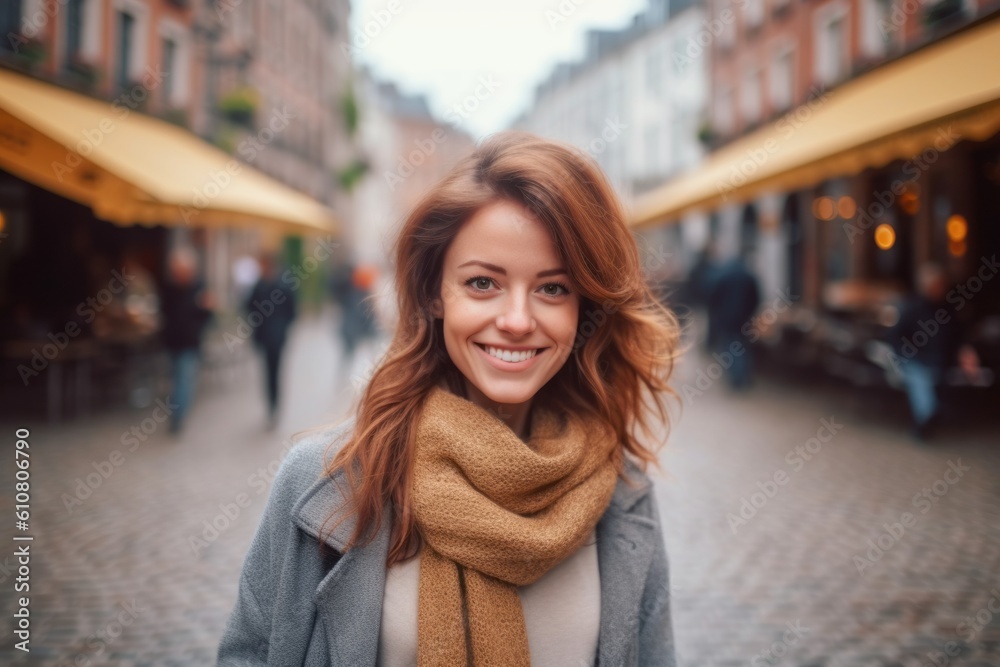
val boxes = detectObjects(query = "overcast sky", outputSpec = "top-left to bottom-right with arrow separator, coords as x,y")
348,0 -> 648,140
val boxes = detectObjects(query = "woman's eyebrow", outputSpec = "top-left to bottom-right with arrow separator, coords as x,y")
457,260 -> 567,278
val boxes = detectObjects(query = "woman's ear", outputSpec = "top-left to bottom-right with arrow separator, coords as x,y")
428,297 -> 444,319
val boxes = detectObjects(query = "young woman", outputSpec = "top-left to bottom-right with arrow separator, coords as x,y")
217,132 -> 680,667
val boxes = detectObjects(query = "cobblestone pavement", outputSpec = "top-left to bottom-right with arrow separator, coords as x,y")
1,317 -> 998,666
660,342 -> 1000,666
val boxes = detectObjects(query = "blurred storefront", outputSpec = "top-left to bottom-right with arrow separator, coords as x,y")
632,15 -> 1000,391
0,67 -> 340,421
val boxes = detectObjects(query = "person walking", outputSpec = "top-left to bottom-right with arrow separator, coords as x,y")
159,247 -> 213,434
705,255 -> 761,389
245,253 -> 298,429
886,263 -> 980,441
330,261 -> 380,371
218,132 -> 680,666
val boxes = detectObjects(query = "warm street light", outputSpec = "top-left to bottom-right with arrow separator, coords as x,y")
875,223 -> 895,250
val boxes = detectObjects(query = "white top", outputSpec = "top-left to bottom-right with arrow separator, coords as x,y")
375,529 -> 601,667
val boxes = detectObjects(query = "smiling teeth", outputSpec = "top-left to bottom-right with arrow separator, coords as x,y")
486,346 -> 537,362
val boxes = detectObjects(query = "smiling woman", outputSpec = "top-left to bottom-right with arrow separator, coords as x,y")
218,131 -> 681,667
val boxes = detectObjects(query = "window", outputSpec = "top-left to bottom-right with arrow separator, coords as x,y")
770,48 -> 793,112
1,1 -> 22,53
741,68 -> 762,124
744,0 -> 765,30
715,86 -> 735,135
646,49 -> 662,96
669,117 -> 684,170
645,125 -> 661,175
860,0 -> 889,58
719,0 -> 736,50
816,9 -> 849,86
162,37 -> 176,103
65,0 -> 85,65
116,11 -> 135,91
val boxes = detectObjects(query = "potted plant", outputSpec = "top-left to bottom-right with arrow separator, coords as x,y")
697,121 -> 716,148
163,107 -> 189,128
337,157 -> 369,192
340,86 -> 359,137
11,35 -> 46,71
218,87 -> 258,127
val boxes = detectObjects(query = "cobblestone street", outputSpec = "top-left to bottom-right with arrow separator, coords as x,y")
1,317 -> 998,666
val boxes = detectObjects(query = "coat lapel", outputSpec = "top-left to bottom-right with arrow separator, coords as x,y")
293,461 -> 391,667
595,461 -> 658,667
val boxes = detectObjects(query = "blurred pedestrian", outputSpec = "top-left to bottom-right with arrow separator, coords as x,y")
885,263 -> 980,441
330,261 -> 379,365
245,253 -> 297,430
159,247 -> 214,435
705,255 -> 760,389
219,132 -> 679,666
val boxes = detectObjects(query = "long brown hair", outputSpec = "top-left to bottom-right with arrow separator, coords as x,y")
321,131 -> 681,567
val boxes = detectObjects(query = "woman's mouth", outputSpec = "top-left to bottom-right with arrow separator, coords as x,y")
474,343 -> 547,364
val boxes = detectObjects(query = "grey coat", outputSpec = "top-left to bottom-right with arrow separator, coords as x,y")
217,418 -> 677,667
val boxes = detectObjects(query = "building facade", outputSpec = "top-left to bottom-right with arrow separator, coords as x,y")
349,68 -> 474,327
660,0 -> 1000,386
515,0 -> 709,280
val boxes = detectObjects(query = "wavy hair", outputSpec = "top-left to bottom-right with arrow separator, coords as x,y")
321,131 -> 681,567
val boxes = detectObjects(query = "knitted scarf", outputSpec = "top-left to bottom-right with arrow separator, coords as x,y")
411,384 -> 620,666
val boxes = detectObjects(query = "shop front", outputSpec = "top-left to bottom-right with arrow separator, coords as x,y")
0,68 -> 340,421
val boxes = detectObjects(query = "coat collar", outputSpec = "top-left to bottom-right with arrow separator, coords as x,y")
291,418 -> 657,667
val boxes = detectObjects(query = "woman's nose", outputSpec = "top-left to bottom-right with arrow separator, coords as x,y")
496,295 -> 535,335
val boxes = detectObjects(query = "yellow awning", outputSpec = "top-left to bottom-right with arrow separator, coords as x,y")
632,18 -> 1000,228
0,68 -> 339,236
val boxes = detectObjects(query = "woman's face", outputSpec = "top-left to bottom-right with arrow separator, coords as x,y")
435,199 -> 580,413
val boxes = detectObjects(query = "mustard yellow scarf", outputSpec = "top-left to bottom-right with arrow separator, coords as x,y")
411,384 -> 620,666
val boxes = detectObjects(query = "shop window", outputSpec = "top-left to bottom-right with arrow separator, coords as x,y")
741,204 -> 759,263
783,193 -> 804,299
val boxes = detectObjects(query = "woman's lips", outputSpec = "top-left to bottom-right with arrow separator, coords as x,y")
474,342 -> 547,371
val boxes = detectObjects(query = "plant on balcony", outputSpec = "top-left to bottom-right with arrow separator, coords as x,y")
218,87 -> 258,127
11,35 -> 46,69
340,85 -> 359,138
163,107 -> 189,128
337,157 -> 369,192
696,121 -> 716,148
119,79 -> 150,111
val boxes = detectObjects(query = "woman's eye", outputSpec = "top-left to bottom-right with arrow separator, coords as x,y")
466,277 -> 493,291
542,283 -> 570,296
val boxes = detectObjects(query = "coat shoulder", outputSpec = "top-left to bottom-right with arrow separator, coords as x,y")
269,417 -> 357,512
